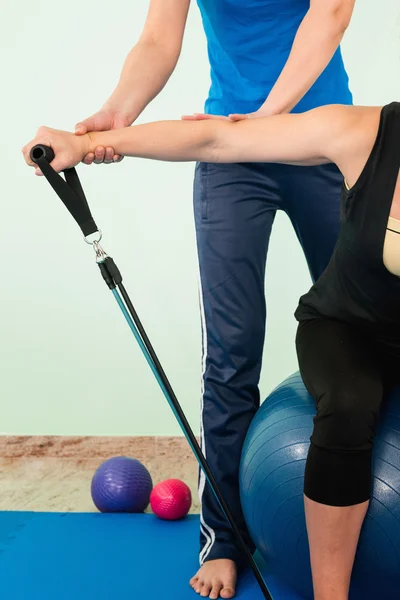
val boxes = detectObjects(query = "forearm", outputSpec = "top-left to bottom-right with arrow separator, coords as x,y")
262,1 -> 354,115
86,108 -> 342,166
103,40 -> 180,123
87,120 -> 219,162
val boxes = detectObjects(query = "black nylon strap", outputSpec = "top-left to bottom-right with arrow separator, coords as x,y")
31,145 -> 98,237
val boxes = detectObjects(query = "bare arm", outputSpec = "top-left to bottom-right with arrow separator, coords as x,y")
88,109 -> 338,165
255,0 -> 356,116
26,105 -> 380,186
103,0 -> 191,123
75,0 -> 190,166
89,106 -> 377,174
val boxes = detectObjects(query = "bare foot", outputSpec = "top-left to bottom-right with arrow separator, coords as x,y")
190,559 -> 237,599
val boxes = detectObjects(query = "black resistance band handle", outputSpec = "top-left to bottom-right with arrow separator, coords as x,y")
30,144 -> 98,237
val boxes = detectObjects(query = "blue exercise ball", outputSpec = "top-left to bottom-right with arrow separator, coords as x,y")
91,456 -> 153,513
240,372 -> 400,600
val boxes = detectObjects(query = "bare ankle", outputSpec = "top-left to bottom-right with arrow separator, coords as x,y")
314,590 -> 348,600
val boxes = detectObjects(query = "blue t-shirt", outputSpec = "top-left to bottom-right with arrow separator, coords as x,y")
197,0 -> 352,115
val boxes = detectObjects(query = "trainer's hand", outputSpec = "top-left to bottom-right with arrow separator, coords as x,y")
182,111 -> 269,122
75,109 -> 131,165
181,113 -> 230,121
228,110 -> 267,121
22,126 -> 89,175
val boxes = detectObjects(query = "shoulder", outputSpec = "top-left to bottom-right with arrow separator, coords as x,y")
311,104 -> 381,136
314,105 -> 383,170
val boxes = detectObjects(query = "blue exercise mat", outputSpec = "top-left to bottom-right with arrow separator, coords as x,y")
0,512 -> 303,600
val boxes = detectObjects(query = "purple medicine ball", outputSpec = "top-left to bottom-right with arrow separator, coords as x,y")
91,456 -> 153,513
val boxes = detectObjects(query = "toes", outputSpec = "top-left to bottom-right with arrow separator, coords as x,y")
194,581 -> 204,594
200,583 -> 212,597
190,577 -> 199,589
221,587 -> 235,599
210,582 -> 223,599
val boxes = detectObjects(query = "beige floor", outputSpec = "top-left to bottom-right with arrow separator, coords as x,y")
0,436 -> 199,513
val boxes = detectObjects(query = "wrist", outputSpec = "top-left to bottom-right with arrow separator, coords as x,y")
102,91 -> 140,126
257,99 -> 290,117
81,132 -> 95,156
85,129 -> 118,155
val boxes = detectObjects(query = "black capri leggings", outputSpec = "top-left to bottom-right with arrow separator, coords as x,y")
296,319 -> 399,507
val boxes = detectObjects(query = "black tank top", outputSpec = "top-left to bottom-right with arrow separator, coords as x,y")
295,102 -> 400,339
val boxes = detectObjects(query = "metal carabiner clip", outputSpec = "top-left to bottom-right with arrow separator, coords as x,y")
84,231 -> 107,263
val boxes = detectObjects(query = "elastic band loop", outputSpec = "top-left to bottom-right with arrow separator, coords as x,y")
31,145 -> 99,237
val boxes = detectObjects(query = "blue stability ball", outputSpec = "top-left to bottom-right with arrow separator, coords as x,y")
91,456 -> 153,513
240,372 -> 400,600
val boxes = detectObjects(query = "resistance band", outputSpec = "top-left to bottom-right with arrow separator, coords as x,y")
30,144 -> 273,600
